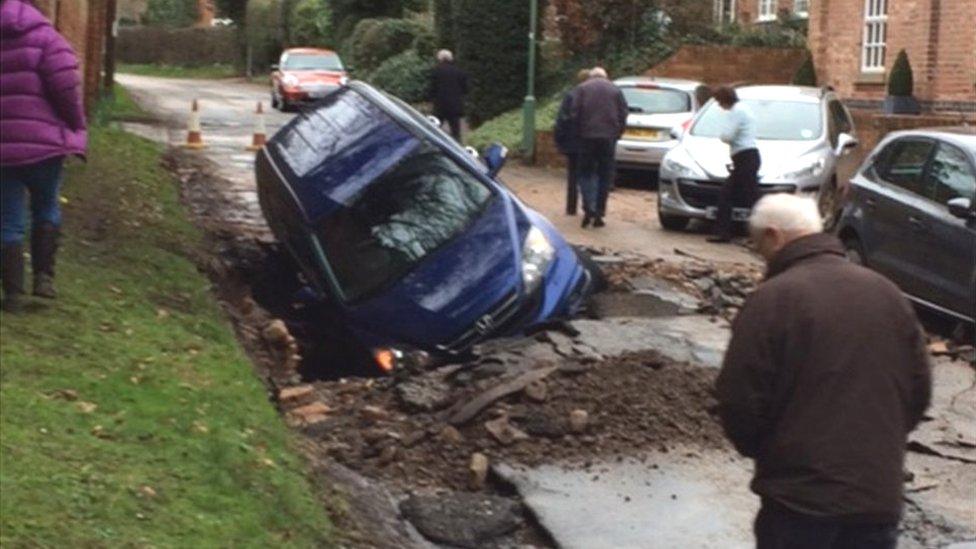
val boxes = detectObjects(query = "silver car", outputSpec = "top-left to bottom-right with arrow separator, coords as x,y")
657,85 -> 860,231
614,77 -> 705,176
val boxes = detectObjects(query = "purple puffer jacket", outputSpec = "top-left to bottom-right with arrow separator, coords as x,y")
1,0 -> 87,167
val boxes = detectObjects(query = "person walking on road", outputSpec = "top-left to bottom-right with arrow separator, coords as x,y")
716,194 -> 931,549
430,49 -> 468,143
553,69 -> 591,216
1,0 -> 87,312
572,67 -> 627,228
709,86 -> 760,243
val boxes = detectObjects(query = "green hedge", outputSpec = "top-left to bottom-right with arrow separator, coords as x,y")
346,17 -> 432,72
369,49 -> 432,103
288,0 -> 334,48
467,95 -> 561,152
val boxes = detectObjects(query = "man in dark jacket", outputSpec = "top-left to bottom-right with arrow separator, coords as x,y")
571,67 -> 628,228
430,49 -> 468,142
716,193 -> 931,549
553,69 -> 591,216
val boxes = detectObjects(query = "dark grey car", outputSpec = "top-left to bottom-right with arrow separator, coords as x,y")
836,127 -> 976,323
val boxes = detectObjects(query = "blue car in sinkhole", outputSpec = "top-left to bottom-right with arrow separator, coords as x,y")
255,82 -> 595,373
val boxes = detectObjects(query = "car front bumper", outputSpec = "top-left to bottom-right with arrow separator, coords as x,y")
658,176 -> 818,219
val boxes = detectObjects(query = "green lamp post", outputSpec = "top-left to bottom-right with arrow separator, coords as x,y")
521,0 -> 538,159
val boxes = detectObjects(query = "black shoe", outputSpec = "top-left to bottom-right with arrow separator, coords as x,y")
31,223 -> 59,299
707,235 -> 732,243
593,217 -> 606,228
581,215 -> 592,228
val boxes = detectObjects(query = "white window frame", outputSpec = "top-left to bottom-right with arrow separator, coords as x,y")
861,0 -> 888,73
794,0 -> 809,18
714,0 -> 738,24
758,0 -> 777,21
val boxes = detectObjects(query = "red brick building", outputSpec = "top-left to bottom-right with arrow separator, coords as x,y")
808,0 -> 976,113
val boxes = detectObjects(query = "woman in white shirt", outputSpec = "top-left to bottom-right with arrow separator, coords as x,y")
710,86 -> 761,243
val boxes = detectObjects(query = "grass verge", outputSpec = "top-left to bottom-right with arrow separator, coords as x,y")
118,63 -> 239,80
467,95 -> 561,153
0,98 -> 334,547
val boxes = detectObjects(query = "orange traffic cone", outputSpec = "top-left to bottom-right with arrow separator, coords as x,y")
246,101 -> 267,152
183,99 -> 206,149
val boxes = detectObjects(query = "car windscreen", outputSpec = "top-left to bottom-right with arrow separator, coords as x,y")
283,53 -> 343,71
690,99 -> 823,141
316,143 -> 493,302
620,87 -> 691,114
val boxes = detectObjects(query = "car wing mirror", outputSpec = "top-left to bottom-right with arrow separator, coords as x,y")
836,133 -> 858,156
669,125 -> 683,140
426,115 -> 441,127
947,197 -> 975,220
482,143 -> 509,178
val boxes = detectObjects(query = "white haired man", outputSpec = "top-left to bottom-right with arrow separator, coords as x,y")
430,49 -> 468,142
716,194 -> 931,549
571,66 -> 628,228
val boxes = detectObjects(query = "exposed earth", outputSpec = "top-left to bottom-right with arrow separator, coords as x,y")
118,74 -> 976,549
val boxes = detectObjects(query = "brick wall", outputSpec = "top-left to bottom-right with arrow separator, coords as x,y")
646,45 -> 807,86
809,0 -> 976,112
851,109 -> 976,163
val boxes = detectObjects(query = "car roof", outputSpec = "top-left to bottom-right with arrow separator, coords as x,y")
886,126 -> 976,151
284,48 -> 338,56
614,76 -> 703,91
734,85 -> 824,103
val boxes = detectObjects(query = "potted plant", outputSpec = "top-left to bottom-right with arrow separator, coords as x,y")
883,49 -> 920,114
792,54 -> 817,86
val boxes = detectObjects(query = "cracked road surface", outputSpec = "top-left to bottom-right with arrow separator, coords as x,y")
116,74 -> 975,548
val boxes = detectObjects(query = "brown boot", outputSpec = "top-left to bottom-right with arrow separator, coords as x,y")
1,243 -> 26,312
31,223 -> 59,299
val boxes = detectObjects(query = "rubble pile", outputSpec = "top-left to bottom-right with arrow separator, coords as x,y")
284,343 -> 724,493
590,249 -> 763,319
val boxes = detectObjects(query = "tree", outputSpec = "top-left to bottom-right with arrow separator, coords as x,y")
330,0 -> 407,41
288,0 -> 334,47
887,49 -> 914,96
143,0 -> 197,27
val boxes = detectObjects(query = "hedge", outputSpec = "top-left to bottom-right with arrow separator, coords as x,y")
369,49 -> 432,103
288,0 -> 334,48
346,17 -> 432,72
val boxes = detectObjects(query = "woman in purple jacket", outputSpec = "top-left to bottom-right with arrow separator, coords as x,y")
0,0 -> 87,311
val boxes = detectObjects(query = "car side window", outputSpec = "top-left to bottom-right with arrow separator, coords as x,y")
879,139 -> 934,195
926,143 -> 976,203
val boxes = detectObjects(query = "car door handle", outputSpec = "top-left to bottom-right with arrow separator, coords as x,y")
864,198 -> 877,210
908,216 -> 926,231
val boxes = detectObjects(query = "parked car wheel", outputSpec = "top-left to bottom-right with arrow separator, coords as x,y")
657,200 -> 690,231
843,237 -> 866,266
271,92 -> 281,110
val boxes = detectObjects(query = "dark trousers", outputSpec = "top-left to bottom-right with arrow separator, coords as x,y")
443,116 -> 462,142
755,500 -> 898,549
715,148 -> 761,238
578,138 -> 615,218
565,153 -> 579,215
1,157 -> 64,245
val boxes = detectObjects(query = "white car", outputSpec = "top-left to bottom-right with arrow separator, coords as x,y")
613,77 -> 706,179
657,85 -> 861,231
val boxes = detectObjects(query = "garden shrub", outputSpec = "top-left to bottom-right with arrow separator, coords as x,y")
887,49 -> 913,96
369,49 -> 432,103
346,17 -> 430,72
288,0 -> 334,48
792,54 -> 817,86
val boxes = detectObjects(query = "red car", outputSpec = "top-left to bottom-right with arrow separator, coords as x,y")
271,48 -> 348,111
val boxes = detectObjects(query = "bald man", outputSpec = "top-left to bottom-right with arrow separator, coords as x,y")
716,194 -> 931,549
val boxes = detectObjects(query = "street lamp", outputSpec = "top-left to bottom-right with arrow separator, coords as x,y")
521,0 -> 538,159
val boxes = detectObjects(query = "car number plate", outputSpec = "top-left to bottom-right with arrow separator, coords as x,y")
308,89 -> 329,99
623,128 -> 659,140
706,207 -> 752,221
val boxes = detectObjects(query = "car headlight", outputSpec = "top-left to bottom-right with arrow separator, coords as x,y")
662,149 -> 700,178
522,226 -> 555,293
772,157 -> 826,181
282,74 -> 299,88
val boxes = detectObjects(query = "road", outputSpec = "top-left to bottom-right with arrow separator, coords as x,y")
117,74 -> 759,268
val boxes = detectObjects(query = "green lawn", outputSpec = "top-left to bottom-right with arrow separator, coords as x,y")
0,99 -> 335,547
119,63 -> 239,80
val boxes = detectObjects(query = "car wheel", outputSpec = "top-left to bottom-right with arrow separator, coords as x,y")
843,237 -> 866,266
657,199 -> 690,231
271,91 -> 280,110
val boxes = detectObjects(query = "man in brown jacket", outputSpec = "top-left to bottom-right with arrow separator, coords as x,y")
716,193 -> 931,549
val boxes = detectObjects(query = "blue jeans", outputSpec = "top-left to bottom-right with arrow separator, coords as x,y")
578,138 -> 615,217
0,158 -> 64,245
